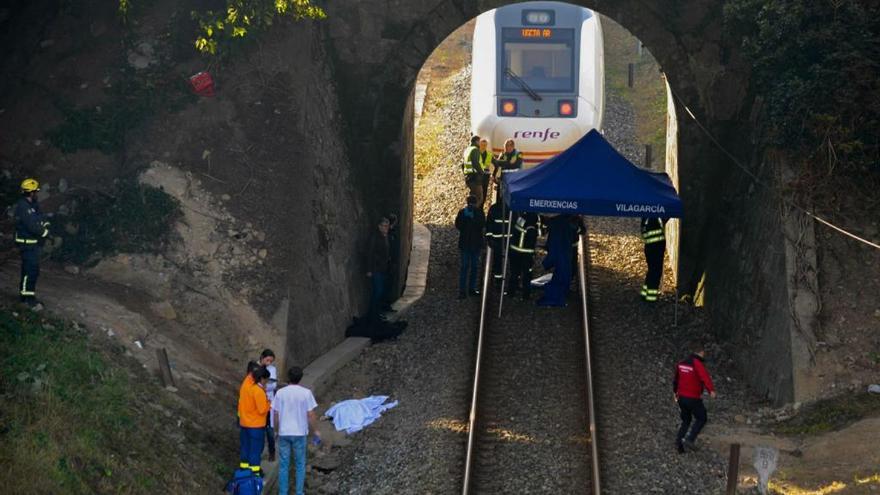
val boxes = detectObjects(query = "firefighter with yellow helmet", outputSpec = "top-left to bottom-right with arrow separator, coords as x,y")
14,178 -> 50,309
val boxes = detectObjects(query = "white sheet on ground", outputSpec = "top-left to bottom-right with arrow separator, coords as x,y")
325,395 -> 398,434
530,272 -> 553,287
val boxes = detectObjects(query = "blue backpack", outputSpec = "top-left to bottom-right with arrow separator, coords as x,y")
225,468 -> 263,495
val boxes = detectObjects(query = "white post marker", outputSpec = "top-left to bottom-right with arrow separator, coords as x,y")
753,445 -> 779,494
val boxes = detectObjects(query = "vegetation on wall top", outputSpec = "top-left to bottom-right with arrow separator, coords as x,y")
724,0 -> 880,174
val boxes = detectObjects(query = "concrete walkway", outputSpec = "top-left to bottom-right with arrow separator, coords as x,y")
262,223 -> 431,491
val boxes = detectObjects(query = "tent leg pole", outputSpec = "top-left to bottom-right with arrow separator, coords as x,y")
498,211 -> 514,318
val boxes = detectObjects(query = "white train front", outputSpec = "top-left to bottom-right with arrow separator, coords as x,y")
470,2 -> 605,167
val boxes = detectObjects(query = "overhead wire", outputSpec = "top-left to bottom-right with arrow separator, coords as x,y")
667,85 -> 880,251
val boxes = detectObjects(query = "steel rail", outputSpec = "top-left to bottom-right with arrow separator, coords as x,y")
462,246 -> 494,495
578,231 -> 601,494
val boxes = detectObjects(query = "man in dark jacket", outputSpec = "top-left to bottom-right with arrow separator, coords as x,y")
454,195 -> 486,299
673,341 -> 716,453
641,217 -> 666,302
507,211 -> 538,300
366,217 -> 391,321
485,198 -> 510,285
14,178 -> 50,309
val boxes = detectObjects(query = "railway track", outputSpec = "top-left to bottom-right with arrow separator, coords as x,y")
462,236 -> 601,494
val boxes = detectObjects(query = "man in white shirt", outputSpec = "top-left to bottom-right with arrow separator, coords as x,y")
273,366 -> 320,495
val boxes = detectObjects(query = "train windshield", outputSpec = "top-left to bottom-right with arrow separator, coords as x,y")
501,28 -> 575,93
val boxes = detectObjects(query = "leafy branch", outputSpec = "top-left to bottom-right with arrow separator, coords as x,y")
192,0 -> 326,55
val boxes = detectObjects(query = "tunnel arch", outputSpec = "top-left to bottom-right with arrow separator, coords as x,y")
320,1 -> 818,404
322,0 -> 753,295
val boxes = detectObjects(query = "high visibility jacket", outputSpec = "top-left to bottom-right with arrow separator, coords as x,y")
510,212 -> 538,254
641,217 -> 665,244
486,202 -> 511,243
461,145 -> 480,175
673,354 -> 715,399
238,381 -> 270,428
14,197 -> 49,249
479,150 -> 492,173
493,150 -> 523,177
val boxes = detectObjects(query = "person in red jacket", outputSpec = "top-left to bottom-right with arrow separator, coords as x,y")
673,342 -> 716,453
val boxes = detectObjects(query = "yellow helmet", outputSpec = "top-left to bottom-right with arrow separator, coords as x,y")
20,178 -> 40,193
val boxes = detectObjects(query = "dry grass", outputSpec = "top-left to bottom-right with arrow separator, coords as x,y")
601,15 -> 669,167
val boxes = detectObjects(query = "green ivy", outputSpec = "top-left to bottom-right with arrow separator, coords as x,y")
724,0 -> 880,172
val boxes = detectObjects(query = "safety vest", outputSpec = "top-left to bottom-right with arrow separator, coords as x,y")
479,150 -> 492,173
462,146 -> 479,175
641,217 -> 665,244
510,214 -> 538,254
498,150 -> 523,173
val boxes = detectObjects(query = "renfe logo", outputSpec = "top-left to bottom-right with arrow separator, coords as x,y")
513,128 -> 561,142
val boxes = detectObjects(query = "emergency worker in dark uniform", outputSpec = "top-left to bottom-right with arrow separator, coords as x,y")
461,136 -> 484,207
491,139 -> 523,200
640,217 -> 666,302
485,198 -> 510,285
14,178 -> 50,308
507,211 -> 538,300
673,341 -> 716,453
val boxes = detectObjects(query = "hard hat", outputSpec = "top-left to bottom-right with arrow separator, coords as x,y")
20,178 -> 40,193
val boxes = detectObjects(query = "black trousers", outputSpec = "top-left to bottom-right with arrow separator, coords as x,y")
676,397 -> 708,443
19,248 -> 40,303
644,241 -> 666,294
490,240 -> 504,281
508,251 -> 533,296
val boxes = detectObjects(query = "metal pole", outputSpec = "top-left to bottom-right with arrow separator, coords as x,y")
462,247 -> 494,495
497,211 -> 514,318
726,443 -> 741,495
645,144 -> 653,169
628,63 -> 635,88
577,232 -> 601,494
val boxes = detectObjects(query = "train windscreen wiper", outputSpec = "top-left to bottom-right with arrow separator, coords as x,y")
504,68 -> 542,101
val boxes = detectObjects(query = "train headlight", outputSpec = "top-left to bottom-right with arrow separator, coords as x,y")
500,99 -> 518,116
558,100 -> 575,117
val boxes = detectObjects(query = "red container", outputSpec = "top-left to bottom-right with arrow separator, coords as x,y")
189,71 -> 215,97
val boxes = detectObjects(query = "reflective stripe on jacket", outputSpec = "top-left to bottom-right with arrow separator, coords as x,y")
510,213 -> 538,254
486,202 -> 511,240
14,197 -> 48,247
641,217 -> 665,244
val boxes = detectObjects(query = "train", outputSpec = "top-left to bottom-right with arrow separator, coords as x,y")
470,1 -> 605,167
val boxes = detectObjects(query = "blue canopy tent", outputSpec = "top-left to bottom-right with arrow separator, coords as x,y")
501,129 -> 683,218
493,128 -> 683,315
